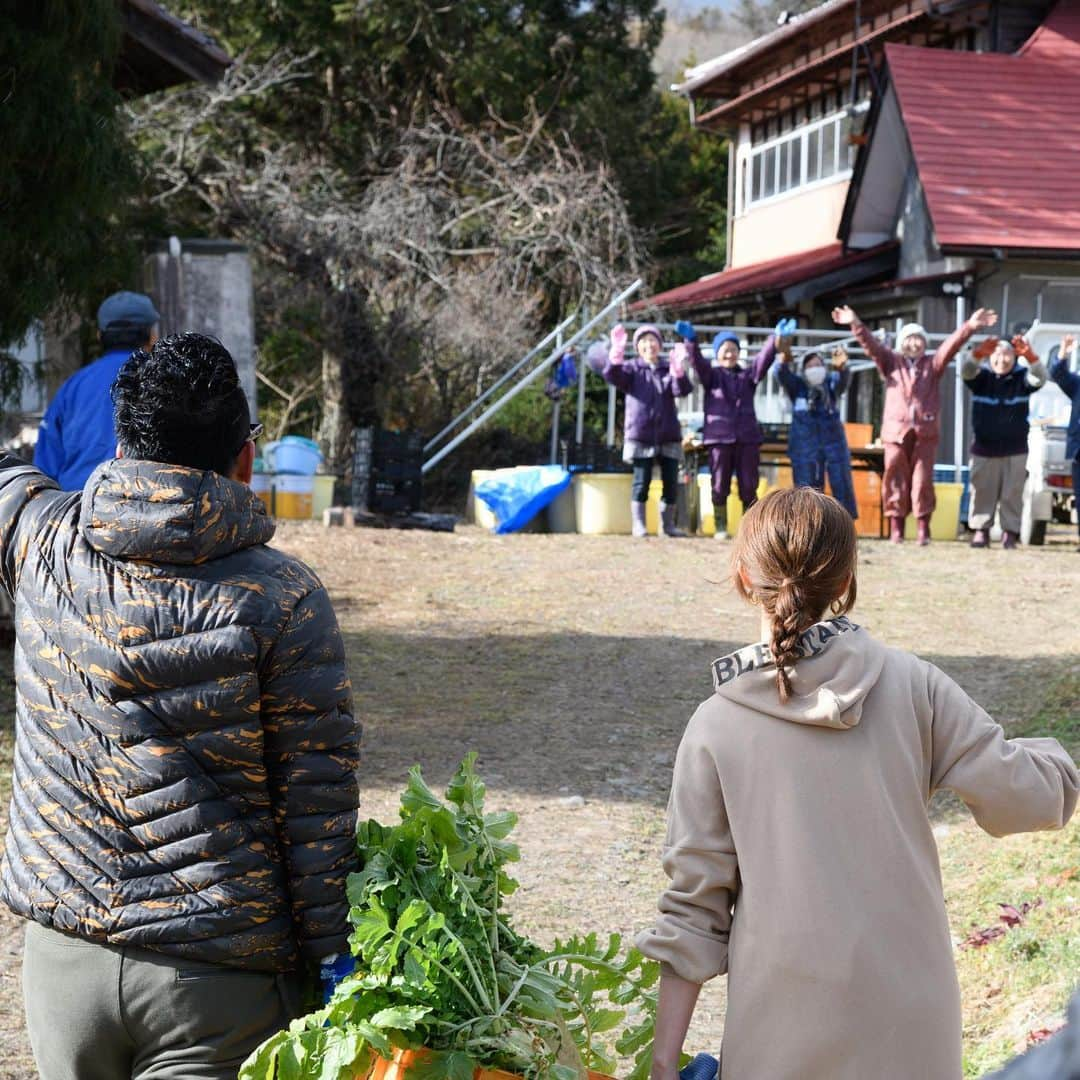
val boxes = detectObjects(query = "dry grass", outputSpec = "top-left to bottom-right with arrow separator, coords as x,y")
0,522 -> 1076,1077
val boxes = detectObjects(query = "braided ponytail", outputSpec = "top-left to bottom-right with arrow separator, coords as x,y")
732,489 -> 858,701
770,579 -> 805,701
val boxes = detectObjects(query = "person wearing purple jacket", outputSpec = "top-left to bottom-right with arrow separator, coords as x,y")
675,320 -> 776,540
602,323 -> 692,537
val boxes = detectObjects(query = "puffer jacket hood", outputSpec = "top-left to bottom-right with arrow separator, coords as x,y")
80,459 -> 275,564
710,616 -> 883,729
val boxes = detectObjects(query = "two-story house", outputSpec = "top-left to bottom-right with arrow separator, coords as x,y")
639,0 -> 1080,461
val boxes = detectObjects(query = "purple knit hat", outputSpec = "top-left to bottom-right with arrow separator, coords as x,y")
632,324 -> 663,350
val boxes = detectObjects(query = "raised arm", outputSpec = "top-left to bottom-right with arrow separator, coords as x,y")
1013,337 -> 1048,389
0,454 -> 62,599
932,308 -> 996,377
772,357 -> 802,402
833,305 -> 897,377
600,323 -> 634,392
1049,334 -> 1080,397
749,334 -> 777,385
928,664 -> 1078,838
261,582 -> 362,962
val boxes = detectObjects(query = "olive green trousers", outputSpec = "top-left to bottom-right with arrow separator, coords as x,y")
22,920 -> 304,1079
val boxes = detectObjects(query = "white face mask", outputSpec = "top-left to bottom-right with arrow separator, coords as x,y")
804,365 -> 827,387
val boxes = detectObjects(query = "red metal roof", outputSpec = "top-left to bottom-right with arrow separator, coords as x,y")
886,12 -> 1080,253
634,242 -> 895,313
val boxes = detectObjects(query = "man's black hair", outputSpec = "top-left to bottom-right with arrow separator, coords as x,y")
112,333 -> 251,476
101,324 -> 155,353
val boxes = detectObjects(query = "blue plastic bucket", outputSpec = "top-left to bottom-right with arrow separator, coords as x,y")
264,436 -> 322,475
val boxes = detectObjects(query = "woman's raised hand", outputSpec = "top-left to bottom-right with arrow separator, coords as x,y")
831,346 -> 849,369
1062,333 -> 1076,358
609,324 -> 627,364
966,308 -> 998,331
831,305 -> 857,327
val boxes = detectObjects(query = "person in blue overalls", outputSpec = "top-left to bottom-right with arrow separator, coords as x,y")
772,344 -> 858,518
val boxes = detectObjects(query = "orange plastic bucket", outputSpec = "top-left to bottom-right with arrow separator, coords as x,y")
364,1047 -> 613,1080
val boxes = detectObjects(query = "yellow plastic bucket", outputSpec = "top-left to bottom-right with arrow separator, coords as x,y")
904,482 -> 963,541
696,474 -> 770,536
250,472 -> 273,515
273,474 -> 314,519
573,473 -> 633,534
311,474 -> 336,519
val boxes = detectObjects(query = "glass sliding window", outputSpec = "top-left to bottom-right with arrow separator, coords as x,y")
806,126 -> 821,183
763,145 -> 777,198
820,120 -> 838,180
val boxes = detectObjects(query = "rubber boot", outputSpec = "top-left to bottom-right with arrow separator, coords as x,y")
917,515 -> 931,546
970,528 -> 989,548
714,502 -> 729,541
661,502 -> 686,538
889,516 -> 904,544
1001,530 -> 1018,550
630,501 -> 648,538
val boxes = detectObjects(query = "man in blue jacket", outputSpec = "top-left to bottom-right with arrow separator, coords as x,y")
34,290 -> 160,490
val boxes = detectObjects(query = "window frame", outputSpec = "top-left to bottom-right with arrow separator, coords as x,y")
735,99 -> 870,216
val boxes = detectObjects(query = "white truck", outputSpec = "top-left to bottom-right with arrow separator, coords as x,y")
1020,323 -> 1077,545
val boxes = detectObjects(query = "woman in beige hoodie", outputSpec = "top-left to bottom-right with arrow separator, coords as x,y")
637,488 -> 1078,1080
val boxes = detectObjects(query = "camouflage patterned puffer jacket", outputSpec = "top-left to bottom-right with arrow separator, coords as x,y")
0,454 -> 360,972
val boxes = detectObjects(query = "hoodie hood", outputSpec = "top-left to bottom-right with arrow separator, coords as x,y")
80,459 -> 276,565
710,616 -> 884,729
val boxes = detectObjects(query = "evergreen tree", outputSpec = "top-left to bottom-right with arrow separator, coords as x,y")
0,1 -> 137,344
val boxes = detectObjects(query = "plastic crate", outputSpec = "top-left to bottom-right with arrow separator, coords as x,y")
372,459 -> 423,483
375,430 -> 424,457
371,479 -> 422,514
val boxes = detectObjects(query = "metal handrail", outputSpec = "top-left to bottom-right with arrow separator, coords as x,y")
422,280 -> 642,474
423,314 -> 576,453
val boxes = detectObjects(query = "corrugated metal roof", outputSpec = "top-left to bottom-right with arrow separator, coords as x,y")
634,241 -> 896,313
886,9 -> 1080,253
673,0 -> 851,95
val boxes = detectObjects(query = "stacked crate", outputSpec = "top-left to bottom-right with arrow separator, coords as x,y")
370,430 -> 423,513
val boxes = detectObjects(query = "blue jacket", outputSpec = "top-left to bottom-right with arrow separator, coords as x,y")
1049,349 -> 1080,461
963,364 -> 1042,458
34,349 -> 133,491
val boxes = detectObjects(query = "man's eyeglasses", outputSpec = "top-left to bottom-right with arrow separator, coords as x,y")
247,423 -> 264,444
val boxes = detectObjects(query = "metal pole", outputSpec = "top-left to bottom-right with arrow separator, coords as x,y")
422,280 -> 642,474
549,323 -> 564,465
424,314 -> 575,453
954,296 -> 966,470
606,384 -> 616,447
575,305 -> 589,445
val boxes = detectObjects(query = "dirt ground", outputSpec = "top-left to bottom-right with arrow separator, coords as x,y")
0,519 -> 1077,1077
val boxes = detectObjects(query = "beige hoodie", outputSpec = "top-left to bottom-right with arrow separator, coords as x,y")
637,617 -> 1078,1080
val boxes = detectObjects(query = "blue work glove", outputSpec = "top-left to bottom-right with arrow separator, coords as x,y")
679,1053 -> 719,1080
674,319 -> 697,342
319,953 -> 357,1004
774,317 -> 798,339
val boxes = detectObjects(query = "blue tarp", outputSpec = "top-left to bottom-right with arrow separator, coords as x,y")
474,466 -> 571,534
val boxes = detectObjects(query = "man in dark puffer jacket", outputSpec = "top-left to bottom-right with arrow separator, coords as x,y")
0,333 -> 361,1079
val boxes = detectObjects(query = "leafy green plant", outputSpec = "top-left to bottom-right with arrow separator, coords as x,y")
241,754 -> 658,1080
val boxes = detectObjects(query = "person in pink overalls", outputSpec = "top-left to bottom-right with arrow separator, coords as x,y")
831,304 -> 997,544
